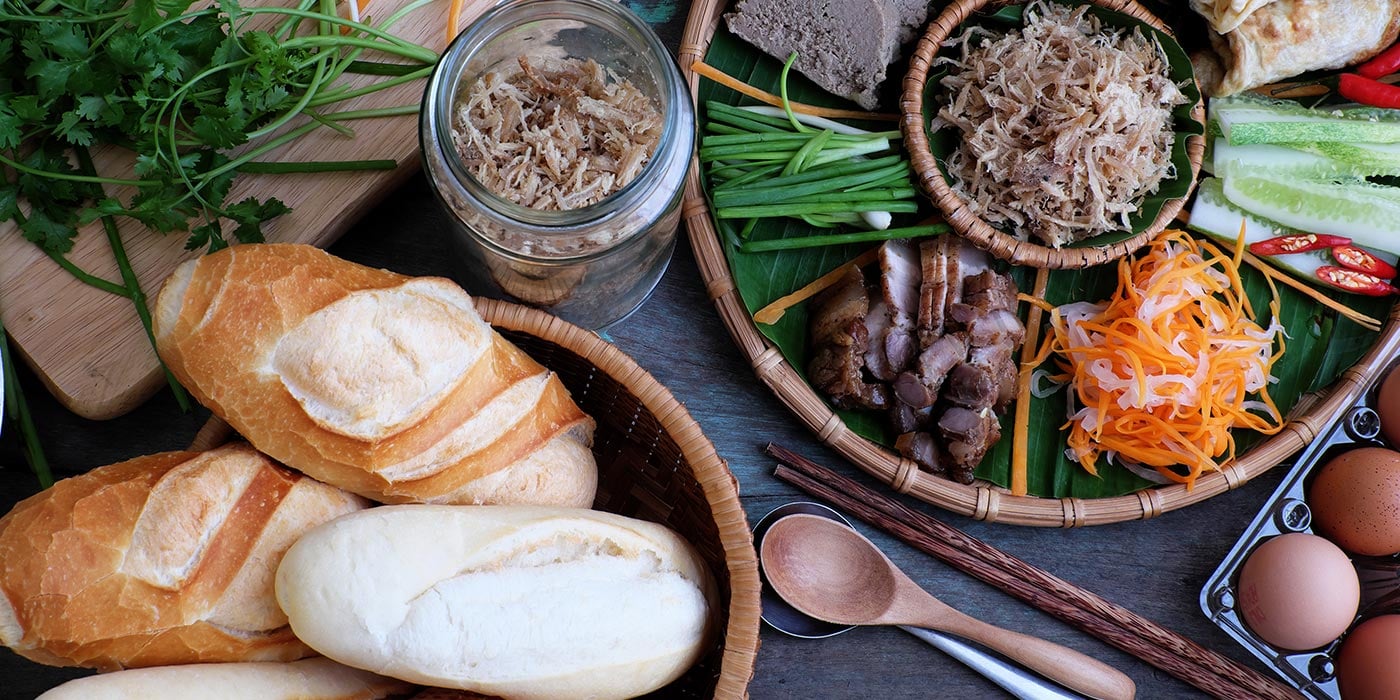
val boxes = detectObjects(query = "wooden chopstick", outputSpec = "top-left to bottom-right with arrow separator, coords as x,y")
764,443 -> 1305,700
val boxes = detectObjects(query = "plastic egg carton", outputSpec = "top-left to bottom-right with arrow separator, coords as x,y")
1200,383 -> 1393,699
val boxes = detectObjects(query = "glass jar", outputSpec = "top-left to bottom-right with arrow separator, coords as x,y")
421,0 -> 694,329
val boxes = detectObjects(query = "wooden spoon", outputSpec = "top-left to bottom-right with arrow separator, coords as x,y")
762,514 -> 1137,700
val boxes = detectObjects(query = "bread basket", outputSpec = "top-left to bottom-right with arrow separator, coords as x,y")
188,298 -> 760,699
899,0 -> 1206,269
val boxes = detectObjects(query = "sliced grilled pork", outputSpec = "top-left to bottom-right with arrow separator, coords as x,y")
917,237 -> 948,346
879,240 -> 921,373
863,298 -> 895,381
809,267 -> 889,410
938,406 -> 1001,482
892,332 -> 968,408
895,431 -> 943,476
944,362 -> 998,409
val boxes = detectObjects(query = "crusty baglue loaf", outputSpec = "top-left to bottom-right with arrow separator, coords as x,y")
0,444 -> 367,670
151,243 -> 597,507
35,658 -> 416,699
276,505 -> 716,700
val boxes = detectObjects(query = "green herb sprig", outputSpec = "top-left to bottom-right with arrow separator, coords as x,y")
700,53 -> 940,250
0,0 -> 438,487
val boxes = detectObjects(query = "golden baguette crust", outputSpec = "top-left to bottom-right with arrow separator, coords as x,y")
152,244 -> 597,506
0,444 -> 367,670
36,658 -> 416,699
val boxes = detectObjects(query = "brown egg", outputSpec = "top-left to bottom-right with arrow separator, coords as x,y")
1237,533 -> 1359,651
1379,365 -> 1400,447
1339,615 -> 1400,700
1309,447 -> 1400,556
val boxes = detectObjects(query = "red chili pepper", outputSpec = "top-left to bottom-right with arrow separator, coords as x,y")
1248,233 -> 1352,256
1339,73 -> 1400,109
1316,266 -> 1400,296
1359,42 -> 1400,80
1332,245 -> 1398,279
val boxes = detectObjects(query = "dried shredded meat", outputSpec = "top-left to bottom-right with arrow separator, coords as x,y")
932,2 -> 1187,247
453,57 -> 663,211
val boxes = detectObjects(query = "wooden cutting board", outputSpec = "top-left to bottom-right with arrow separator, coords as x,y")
0,0 -> 494,420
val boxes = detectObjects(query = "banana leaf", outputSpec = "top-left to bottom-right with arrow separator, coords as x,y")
698,12 -> 1389,498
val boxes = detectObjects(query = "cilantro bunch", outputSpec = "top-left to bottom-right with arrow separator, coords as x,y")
0,0 -> 437,254
0,0 -> 438,487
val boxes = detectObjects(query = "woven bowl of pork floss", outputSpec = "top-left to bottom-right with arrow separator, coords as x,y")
901,0 -> 1206,269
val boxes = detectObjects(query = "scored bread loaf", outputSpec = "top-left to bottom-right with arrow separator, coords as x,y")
0,443 -> 368,670
36,658 -> 416,699
151,243 -> 597,507
276,505 -> 716,700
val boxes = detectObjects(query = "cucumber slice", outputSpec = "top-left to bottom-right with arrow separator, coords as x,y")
1212,95 -> 1400,145
1188,178 -> 1331,282
1221,175 -> 1400,256
1213,141 -> 1400,179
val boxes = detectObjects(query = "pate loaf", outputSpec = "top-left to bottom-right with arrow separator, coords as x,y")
726,0 -> 931,110
276,505 -> 715,700
0,444 -> 367,670
36,658 -> 415,699
152,243 -> 598,507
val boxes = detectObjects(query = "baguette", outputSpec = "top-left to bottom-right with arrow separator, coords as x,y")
152,243 -> 597,507
276,505 -> 715,700
36,658 -> 415,699
0,444 -> 367,670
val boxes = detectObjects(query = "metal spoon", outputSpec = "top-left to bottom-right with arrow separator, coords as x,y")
754,503 -> 1086,699
762,511 -> 1137,700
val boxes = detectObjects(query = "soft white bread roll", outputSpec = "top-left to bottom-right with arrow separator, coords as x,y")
276,505 -> 715,700
151,243 -> 597,507
36,658 -> 415,699
0,444 -> 368,670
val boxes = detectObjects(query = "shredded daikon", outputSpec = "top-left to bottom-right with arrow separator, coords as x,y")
1045,229 -> 1285,488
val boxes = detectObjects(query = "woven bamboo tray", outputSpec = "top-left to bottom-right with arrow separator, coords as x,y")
195,298 -> 760,698
901,0 -> 1206,269
677,0 -> 1400,527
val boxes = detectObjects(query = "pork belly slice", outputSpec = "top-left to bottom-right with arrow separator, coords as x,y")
892,332 -> 969,409
809,267 -> 889,411
917,237 -> 949,346
895,431 -> 943,477
863,298 -> 895,382
879,240 -> 921,373
944,362 -> 999,409
938,406 -> 1002,483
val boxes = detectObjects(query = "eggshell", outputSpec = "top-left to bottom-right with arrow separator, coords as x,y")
1237,533 -> 1358,651
1379,366 -> 1400,447
1338,615 -> 1400,700
1309,447 -> 1400,556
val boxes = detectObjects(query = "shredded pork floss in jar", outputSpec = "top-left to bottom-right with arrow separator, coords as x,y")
453,56 -> 663,211
932,1 -> 1186,247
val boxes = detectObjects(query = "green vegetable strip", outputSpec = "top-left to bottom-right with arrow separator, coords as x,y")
74,148 -> 192,412
0,322 -> 52,489
717,201 -> 919,218
712,162 -> 910,206
716,156 -> 905,191
239,160 -> 398,174
785,129 -> 833,175
741,224 -> 949,252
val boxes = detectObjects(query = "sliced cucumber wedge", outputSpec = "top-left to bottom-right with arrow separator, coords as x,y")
1189,178 -> 1332,282
1221,175 -> 1400,256
1212,95 -> 1400,145
1214,140 -> 1400,179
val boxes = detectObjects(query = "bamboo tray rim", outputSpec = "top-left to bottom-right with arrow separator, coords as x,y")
676,0 -> 1400,527
474,298 -> 761,697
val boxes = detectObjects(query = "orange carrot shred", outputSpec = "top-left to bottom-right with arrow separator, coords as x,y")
1046,229 -> 1285,488
447,0 -> 463,43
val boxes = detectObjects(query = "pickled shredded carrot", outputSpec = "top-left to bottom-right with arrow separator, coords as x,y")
1046,229 -> 1285,488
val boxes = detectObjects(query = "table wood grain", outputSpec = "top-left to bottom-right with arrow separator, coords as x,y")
0,2 -> 1292,697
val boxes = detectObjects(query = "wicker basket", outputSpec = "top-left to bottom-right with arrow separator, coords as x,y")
677,0 -> 1400,526
900,0 -> 1206,269
196,299 -> 760,698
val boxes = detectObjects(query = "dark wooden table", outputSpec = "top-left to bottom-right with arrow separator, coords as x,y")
0,2 -> 1295,697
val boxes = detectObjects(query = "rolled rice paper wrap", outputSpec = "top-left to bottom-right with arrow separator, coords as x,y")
1207,0 -> 1400,96
1190,0 -> 1276,33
